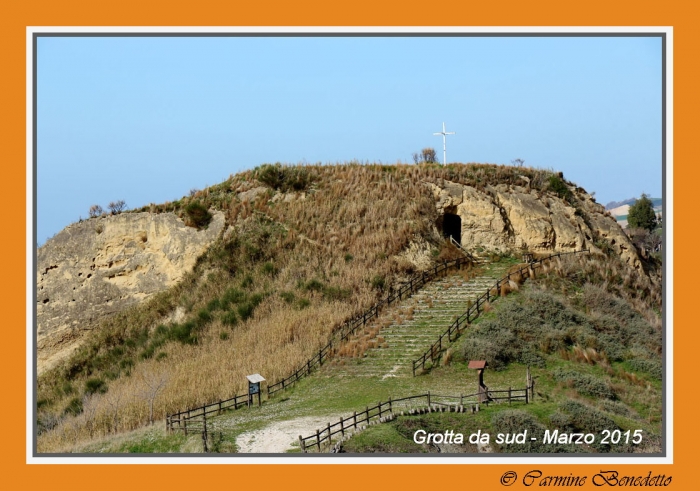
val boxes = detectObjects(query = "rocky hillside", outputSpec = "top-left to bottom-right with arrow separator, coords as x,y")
428,180 -> 639,268
35,163 -> 656,451
37,211 -> 225,373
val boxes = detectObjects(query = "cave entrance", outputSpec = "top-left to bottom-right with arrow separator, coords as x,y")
443,212 -> 462,244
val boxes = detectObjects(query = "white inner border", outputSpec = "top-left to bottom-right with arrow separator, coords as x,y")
26,25 -> 673,465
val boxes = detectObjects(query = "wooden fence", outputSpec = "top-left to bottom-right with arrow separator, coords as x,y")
299,385 -> 534,453
167,255 -> 475,428
411,249 -> 589,376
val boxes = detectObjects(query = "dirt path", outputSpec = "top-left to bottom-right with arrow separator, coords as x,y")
235,414 -> 344,453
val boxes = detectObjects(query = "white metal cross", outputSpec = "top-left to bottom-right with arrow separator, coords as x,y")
433,122 -> 455,165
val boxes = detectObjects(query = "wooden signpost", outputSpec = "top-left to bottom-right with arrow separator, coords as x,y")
247,373 -> 265,408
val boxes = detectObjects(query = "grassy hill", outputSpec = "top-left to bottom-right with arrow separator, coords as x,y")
36,162 -> 663,453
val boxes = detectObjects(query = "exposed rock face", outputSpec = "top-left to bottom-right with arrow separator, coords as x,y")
36,211 -> 225,374
428,180 -> 640,269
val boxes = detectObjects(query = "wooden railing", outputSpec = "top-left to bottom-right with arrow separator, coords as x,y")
167,255 -> 475,428
411,249 -> 589,376
299,385 -> 534,453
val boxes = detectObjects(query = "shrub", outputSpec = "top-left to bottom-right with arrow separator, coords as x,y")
206,298 -> 221,312
627,359 -> 663,380
84,377 -> 107,395
280,291 -> 296,304
88,204 -> 103,218
107,200 -> 127,214
241,275 -> 254,289
412,147 -> 438,164
303,279 -> 324,292
222,288 -> 246,307
169,322 -> 198,345
63,397 -> 83,417
255,163 -> 312,192
196,308 -> 212,326
547,174 -> 573,202
553,368 -> 616,400
184,201 -> 212,228
237,302 -> 255,321
370,275 -> 385,290
262,262 -> 277,276
221,311 -> 238,326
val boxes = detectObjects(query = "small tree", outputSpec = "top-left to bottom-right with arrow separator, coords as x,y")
627,194 -> 657,232
108,200 -> 127,215
421,147 -> 438,163
413,148 -> 438,164
511,158 -> 525,168
88,204 -> 103,218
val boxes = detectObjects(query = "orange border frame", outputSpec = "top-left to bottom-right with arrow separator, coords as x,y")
3,1 -> 691,489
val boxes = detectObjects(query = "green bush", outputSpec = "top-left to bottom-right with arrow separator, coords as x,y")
303,279 -> 324,292
184,201 -> 212,229
169,321 -> 198,345
237,302 -> 255,321
222,288 -> 246,308
84,377 -> 107,395
553,368 -> 616,399
63,397 -> 83,417
255,163 -> 312,192
221,311 -> 238,326
627,359 -> 662,380
371,275 -> 385,290
548,174 -> 573,202
262,262 -> 277,276
280,291 -> 296,304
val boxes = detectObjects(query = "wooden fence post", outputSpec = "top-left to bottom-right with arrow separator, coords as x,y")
340,417 -> 345,437
316,429 -> 321,452
299,435 -> 306,453
427,391 -> 431,407
353,411 -> 357,429
508,386 -> 512,405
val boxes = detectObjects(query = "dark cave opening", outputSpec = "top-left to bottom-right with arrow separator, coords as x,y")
443,212 -> 462,244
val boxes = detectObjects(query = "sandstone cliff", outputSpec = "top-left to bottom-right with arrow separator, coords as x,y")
36,211 -> 225,373
427,180 -> 640,269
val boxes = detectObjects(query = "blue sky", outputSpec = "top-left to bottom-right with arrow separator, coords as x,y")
37,35 -> 662,244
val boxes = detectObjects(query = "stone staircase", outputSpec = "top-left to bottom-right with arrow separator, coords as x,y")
323,266 -> 510,379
